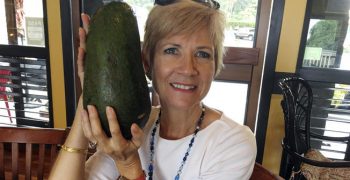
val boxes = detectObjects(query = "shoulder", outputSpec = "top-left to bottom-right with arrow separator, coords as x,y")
197,114 -> 256,179
222,114 -> 255,139
207,113 -> 255,145
203,107 -> 254,141
200,113 -> 257,159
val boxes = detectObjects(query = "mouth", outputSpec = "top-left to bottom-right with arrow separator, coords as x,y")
170,83 -> 196,91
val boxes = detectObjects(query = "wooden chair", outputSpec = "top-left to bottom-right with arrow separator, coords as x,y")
0,127 -> 69,180
250,163 -> 283,180
279,77 -> 350,179
0,69 -> 12,123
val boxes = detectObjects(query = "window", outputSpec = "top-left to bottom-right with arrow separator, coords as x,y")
0,0 -> 52,127
203,81 -> 248,124
121,0 -> 259,124
302,19 -> 350,70
119,0 -> 258,48
298,0 -> 350,159
308,81 -> 350,159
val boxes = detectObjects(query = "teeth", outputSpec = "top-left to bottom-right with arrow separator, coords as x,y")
172,83 -> 195,90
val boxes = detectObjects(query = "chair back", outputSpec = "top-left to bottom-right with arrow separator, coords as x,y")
0,127 -> 68,180
279,77 -> 350,179
0,69 -> 11,89
0,69 -> 12,123
278,77 -> 313,179
279,77 -> 313,155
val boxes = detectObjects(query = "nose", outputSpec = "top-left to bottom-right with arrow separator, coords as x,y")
177,55 -> 198,76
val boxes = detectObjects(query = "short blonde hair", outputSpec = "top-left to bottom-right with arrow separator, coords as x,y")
143,0 -> 225,76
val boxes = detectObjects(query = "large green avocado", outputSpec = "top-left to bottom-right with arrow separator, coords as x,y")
83,2 -> 151,139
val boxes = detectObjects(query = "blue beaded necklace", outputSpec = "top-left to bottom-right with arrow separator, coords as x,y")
147,106 -> 205,180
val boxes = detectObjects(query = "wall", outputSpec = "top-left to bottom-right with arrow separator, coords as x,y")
262,0 -> 307,174
46,0 -> 67,128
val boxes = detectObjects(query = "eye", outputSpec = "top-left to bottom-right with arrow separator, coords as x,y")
164,47 -> 178,55
195,51 -> 211,59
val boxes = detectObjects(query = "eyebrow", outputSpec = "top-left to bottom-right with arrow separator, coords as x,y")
160,42 -> 213,52
197,46 -> 213,50
164,43 -> 212,50
163,43 -> 181,47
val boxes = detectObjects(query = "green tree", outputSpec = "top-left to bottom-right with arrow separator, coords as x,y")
231,0 -> 257,22
218,0 -> 257,28
307,20 -> 338,50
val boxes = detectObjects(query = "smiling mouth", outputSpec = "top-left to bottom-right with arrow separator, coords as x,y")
171,83 -> 196,90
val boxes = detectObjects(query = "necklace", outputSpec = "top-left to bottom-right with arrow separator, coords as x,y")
147,106 -> 205,180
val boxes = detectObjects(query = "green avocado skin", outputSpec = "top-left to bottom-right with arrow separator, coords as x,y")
83,2 -> 151,139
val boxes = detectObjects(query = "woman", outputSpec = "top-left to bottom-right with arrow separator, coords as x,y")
49,0 -> 256,179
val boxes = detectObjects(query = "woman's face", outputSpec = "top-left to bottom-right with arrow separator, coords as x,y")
152,29 -> 215,110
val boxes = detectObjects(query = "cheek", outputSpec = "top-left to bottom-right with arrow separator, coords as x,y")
153,58 -> 174,78
203,75 -> 214,89
152,64 -> 165,80
204,63 -> 216,79
151,66 -> 167,92
202,66 -> 215,89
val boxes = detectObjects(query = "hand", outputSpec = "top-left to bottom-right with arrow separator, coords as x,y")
81,105 -> 144,175
77,14 -> 90,88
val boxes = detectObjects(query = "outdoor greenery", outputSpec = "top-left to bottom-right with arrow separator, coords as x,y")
306,20 -> 350,106
307,20 -> 338,50
222,0 -> 257,28
83,0 -> 259,35
123,0 -> 258,28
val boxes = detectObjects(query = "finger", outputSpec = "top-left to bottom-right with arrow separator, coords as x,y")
87,105 -> 108,141
131,123 -> 144,148
106,106 -> 124,139
80,109 -> 96,142
79,27 -> 87,50
81,13 -> 90,34
77,47 -> 85,86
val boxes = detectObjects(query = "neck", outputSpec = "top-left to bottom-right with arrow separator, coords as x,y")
148,104 -> 205,179
158,104 -> 204,139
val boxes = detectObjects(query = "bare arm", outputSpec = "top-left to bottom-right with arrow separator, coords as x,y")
49,14 -> 145,180
49,97 -> 89,180
49,14 -> 90,180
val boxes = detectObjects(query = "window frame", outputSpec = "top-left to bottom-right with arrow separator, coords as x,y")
60,0 -> 81,127
296,0 -> 350,84
78,0 -> 270,131
0,0 -> 53,127
295,0 -> 350,161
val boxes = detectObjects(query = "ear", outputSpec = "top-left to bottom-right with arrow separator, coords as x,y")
141,50 -> 150,72
141,50 -> 152,80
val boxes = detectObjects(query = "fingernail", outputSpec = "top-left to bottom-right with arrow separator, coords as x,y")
106,106 -> 112,113
87,105 -> 93,112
